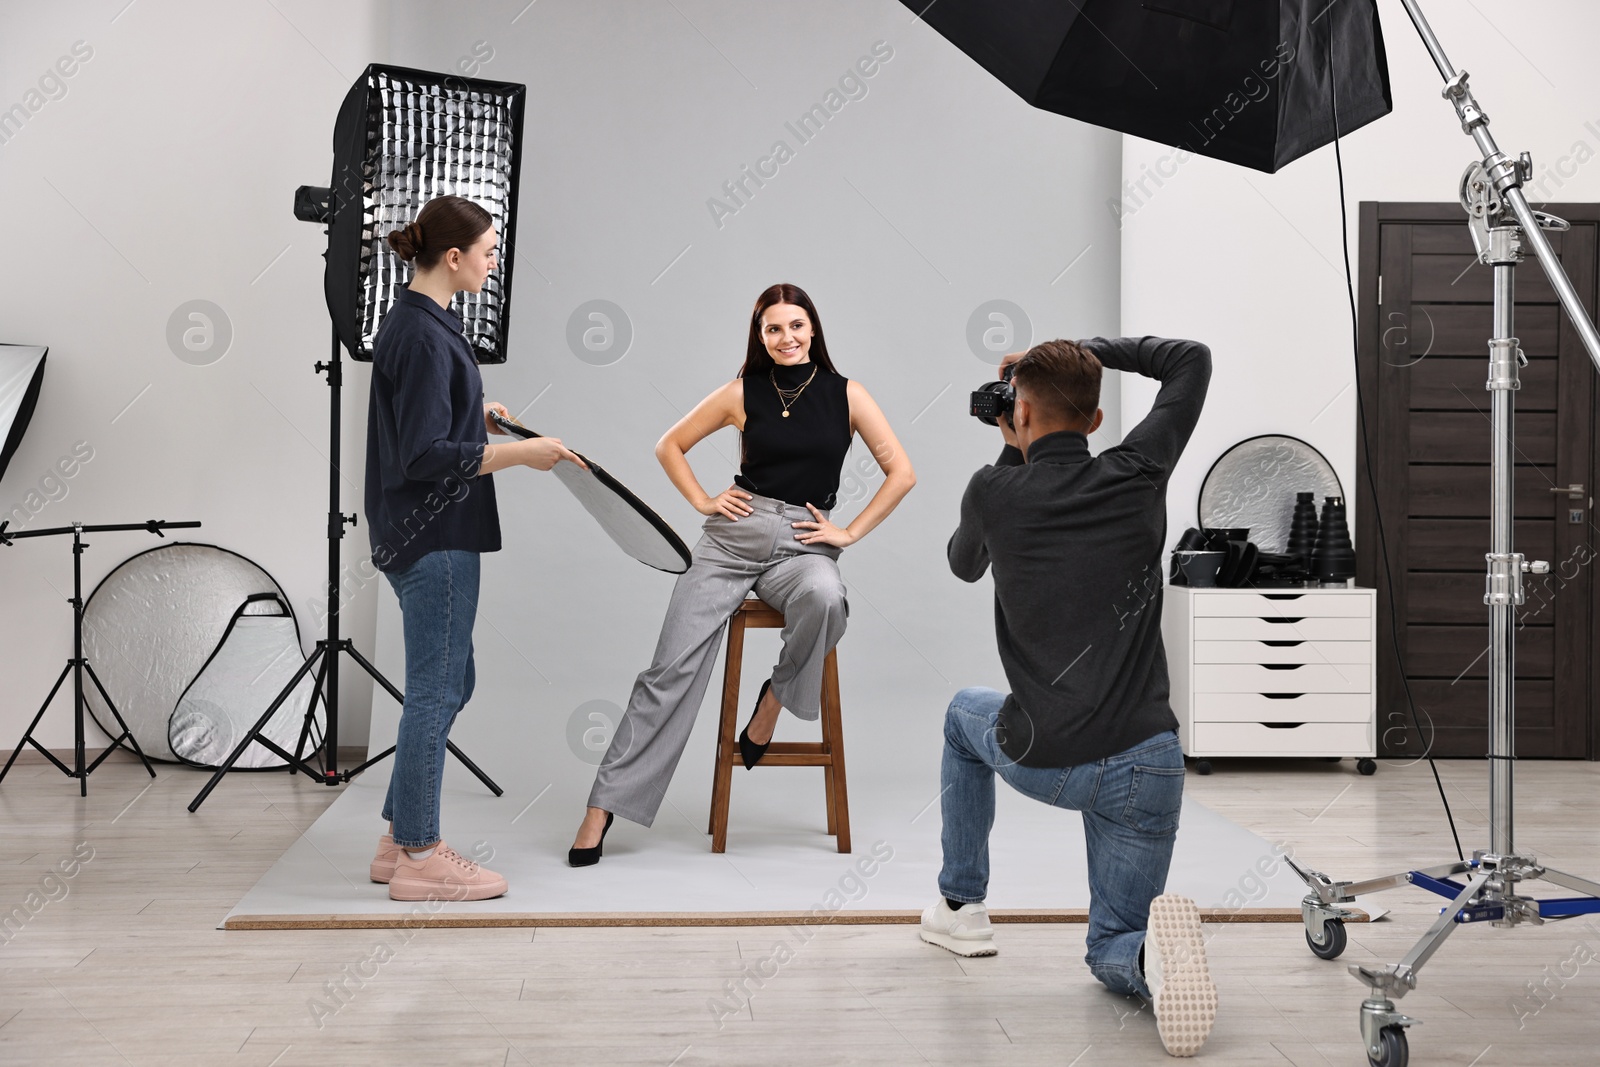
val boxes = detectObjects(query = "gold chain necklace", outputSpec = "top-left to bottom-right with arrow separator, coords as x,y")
770,362 -> 818,418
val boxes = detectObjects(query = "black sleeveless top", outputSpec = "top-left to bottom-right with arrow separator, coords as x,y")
734,361 -> 852,509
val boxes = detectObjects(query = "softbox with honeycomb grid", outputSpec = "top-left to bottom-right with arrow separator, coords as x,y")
902,0 -> 1391,173
324,64 -> 526,363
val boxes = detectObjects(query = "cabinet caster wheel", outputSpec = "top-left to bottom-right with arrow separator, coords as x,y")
1306,917 -> 1346,960
1358,758 -> 1377,776
1367,1025 -> 1408,1067
1194,760 -> 1213,776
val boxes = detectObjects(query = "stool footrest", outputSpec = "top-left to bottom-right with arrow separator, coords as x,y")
755,754 -> 835,767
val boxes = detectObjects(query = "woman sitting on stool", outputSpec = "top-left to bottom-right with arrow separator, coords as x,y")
568,282 -> 915,866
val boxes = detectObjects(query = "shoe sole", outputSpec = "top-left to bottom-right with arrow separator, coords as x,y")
918,928 -> 998,957
388,878 -> 508,902
370,860 -> 396,884
1148,894 -> 1216,1057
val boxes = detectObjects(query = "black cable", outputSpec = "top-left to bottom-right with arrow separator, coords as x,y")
1327,33 -> 1465,861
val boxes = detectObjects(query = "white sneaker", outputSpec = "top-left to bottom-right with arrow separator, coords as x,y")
918,898 -> 998,957
1144,893 -> 1217,1057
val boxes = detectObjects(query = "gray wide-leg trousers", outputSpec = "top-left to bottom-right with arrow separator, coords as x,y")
588,492 -> 850,827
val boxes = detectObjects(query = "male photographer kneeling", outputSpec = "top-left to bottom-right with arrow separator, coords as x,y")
921,337 -> 1215,1057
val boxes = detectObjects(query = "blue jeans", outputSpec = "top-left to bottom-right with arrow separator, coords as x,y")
381,550 -> 479,849
939,686 -> 1184,998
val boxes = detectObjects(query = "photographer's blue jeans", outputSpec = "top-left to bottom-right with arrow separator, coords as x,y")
938,686 -> 1184,998
381,549 -> 479,850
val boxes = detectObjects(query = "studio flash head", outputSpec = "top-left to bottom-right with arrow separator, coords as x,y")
969,362 -> 1017,427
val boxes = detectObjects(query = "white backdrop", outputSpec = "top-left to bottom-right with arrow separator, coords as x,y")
0,0 -> 1121,760
366,0 -> 1124,806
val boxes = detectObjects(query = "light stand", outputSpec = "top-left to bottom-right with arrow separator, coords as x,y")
191,64 -> 524,812
187,325 -> 503,811
0,520 -> 199,795
1285,3 -> 1600,1064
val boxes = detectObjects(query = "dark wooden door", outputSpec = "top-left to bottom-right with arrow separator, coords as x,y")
1357,202 -> 1597,759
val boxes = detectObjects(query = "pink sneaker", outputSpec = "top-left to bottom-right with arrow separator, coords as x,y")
388,842 -> 508,902
369,834 -> 401,884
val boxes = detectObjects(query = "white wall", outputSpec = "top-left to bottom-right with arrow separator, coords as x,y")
1119,0 -> 1600,560
0,1 -> 388,749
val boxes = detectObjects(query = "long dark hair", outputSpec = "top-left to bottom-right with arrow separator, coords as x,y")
738,283 -> 839,378
385,195 -> 493,271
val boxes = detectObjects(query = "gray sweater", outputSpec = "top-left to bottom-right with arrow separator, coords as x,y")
948,336 -> 1211,767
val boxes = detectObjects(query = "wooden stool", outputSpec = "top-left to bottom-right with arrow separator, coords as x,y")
708,596 -> 850,853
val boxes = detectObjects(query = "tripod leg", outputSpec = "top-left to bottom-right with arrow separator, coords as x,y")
1541,867 -> 1600,898
83,661 -> 156,779
344,642 -> 404,704
188,647 -> 326,813
339,643 -> 399,780
341,643 -> 502,794
444,740 -> 503,796
0,662 -> 74,785
292,651 -> 332,769
344,744 -> 396,779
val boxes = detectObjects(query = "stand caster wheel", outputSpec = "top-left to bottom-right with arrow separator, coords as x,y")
1357,759 -> 1377,776
1194,760 -> 1213,776
1367,1025 -> 1408,1067
1306,917 -> 1347,960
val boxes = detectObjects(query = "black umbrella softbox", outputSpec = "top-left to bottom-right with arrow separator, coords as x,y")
903,0 -> 1391,173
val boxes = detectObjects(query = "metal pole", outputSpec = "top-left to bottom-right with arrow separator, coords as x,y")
71,525 -> 85,796
324,326 -> 342,783
1487,242 -> 1517,856
1282,10 -> 1600,1060
1396,0 -> 1600,859
1400,0 -> 1600,373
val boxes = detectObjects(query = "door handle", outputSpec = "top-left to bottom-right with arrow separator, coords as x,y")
1548,484 -> 1585,499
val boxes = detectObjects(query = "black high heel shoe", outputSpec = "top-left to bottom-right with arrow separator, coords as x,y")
738,678 -> 774,770
567,811 -> 614,868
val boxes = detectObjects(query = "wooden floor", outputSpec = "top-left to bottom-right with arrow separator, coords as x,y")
3,754 -> 1599,1066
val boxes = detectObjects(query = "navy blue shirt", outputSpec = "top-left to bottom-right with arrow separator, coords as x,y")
364,287 -> 501,573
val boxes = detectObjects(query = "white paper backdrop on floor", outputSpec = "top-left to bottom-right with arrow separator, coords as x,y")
223,585 -> 1314,922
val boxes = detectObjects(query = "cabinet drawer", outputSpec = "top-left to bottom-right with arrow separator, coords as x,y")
1193,663 -> 1369,693
1194,692 -> 1372,723
1194,616 -> 1369,641
1191,593 -> 1371,618
1191,720 -> 1373,756
1194,641 -> 1372,665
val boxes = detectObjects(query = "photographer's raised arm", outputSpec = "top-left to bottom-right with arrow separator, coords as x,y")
1080,336 -> 1211,478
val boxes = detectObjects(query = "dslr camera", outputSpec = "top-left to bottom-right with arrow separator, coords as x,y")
969,361 -> 1016,427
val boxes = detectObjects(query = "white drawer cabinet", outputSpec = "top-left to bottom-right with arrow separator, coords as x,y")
1161,585 -> 1377,774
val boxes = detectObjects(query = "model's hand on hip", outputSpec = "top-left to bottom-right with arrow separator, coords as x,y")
793,504 -> 855,547
701,486 -> 754,520
484,401 -> 510,435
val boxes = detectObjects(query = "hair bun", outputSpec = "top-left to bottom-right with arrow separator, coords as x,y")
387,220 -> 427,262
